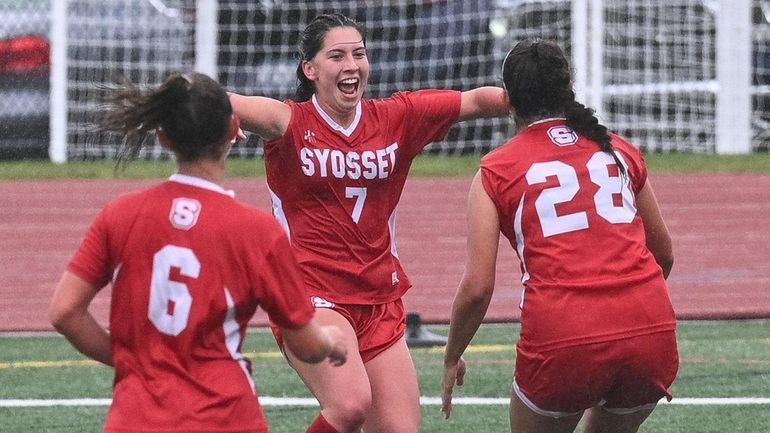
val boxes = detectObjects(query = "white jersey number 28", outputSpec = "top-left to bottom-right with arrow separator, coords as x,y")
148,245 -> 199,336
526,151 -> 636,237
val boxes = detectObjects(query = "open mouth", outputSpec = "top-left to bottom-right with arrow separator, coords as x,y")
337,78 -> 359,96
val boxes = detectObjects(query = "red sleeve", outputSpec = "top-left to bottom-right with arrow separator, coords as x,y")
479,149 -> 508,216
251,224 -> 315,329
611,134 -> 648,194
394,89 -> 462,157
67,208 -> 112,289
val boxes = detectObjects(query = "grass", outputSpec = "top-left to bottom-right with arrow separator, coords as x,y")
0,152 -> 769,180
1,152 -> 767,432
1,320 -> 768,432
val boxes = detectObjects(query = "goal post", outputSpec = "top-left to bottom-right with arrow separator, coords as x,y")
49,0 -> 68,164
716,0 -> 752,154
45,0 -> 765,161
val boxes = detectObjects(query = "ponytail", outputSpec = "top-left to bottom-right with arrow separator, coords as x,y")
100,72 -> 232,167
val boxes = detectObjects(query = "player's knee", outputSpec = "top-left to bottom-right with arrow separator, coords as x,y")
325,394 -> 371,429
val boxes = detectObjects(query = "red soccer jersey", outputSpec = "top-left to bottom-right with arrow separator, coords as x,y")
480,119 -> 676,352
67,174 -> 314,433
264,90 -> 461,304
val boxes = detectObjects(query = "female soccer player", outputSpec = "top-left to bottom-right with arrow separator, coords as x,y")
229,13 -> 509,433
49,72 -> 346,433
441,40 -> 679,433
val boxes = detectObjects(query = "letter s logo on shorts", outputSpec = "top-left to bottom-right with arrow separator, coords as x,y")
547,126 -> 578,147
311,296 -> 335,309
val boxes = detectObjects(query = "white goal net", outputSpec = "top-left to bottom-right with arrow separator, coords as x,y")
46,0 -> 770,160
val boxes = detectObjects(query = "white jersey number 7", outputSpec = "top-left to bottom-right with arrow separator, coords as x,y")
345,186 -> 368,224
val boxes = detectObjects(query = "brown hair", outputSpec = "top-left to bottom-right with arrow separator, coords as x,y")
293,13 -> 367,102
502,40 -> 625,173
100,72 -> 232,166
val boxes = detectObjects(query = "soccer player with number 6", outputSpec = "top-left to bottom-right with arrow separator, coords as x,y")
49,72 -> 347,433
441,40 -> 679,433
229,12 -> 508,433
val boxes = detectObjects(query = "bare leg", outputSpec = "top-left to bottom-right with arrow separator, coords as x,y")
509,391 -> 583,433
582,405 -> 654,433
286,309 -> 371,433
361,337 -> 420,433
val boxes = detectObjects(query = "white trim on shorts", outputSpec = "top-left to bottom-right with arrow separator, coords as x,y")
512,378 -> 660,417
512,378 -> 582,418
598,400 -> 659,415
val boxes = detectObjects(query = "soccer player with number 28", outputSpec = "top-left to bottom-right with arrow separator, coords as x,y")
441,40 -> 679,433
229,13 -> 509,433
49,72 -> 347,433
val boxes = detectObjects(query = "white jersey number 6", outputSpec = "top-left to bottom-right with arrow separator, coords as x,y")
148,245 -> 200,336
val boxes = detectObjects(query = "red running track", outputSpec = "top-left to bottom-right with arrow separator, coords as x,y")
0,174 -> 768,331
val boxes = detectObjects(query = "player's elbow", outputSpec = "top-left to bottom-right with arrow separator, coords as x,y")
48,302 -> 76,335
459,273 -> 495,305
657,254 -> 674,279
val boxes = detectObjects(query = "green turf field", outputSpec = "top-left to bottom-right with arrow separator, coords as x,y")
1,152 -> 769,180
1,320 -> 768,432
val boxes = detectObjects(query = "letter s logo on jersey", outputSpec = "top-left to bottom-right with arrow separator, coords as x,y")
169,198 -> 201,230
547,126 -> 578,147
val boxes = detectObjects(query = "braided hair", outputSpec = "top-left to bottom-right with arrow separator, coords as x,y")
501,40 -> 625,174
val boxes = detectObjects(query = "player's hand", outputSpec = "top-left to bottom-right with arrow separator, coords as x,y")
441,356 -> 466,419
321,325 -> 347,367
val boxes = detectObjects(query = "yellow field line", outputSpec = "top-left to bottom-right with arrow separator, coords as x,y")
0,359 -> 101,369
0,345 -> 516,370
0,352 -> 285,369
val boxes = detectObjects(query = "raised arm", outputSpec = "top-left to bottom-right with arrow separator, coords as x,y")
228,93 -> 293,141
441,170 -> 501,418
457,86 -> 510,122
636,179 -> 674,278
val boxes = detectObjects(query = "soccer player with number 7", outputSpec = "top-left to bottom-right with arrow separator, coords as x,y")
229,12 -> 508,433
49,72 -> 347,433
441,40 -> 679,433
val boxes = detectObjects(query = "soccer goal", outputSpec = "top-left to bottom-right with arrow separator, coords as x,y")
43,0 -> 768,162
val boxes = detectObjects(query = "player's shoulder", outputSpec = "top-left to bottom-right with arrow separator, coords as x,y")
609,131 -> 641,153
608,132 -> 646,165
482,135 -> 528,165
101,186 -> 157,217
370,89 -> 457,107
229,201 -> 286,234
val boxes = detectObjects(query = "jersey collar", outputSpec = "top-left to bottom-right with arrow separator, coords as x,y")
527,117 -> 567,128
168,173 -> 235,198
311,94 -> 362,137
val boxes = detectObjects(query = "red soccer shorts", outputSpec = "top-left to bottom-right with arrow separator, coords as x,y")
271,297 -> 406,364
513,331 -> 679,416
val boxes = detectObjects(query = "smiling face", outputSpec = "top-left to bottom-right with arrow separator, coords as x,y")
301,26 -> 369,124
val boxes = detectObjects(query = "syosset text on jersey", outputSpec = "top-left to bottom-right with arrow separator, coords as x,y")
299,142 -> 399,180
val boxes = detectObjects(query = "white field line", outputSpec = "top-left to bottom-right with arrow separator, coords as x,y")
2,397 -> 770,408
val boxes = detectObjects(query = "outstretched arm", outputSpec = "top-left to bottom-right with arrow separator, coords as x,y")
457,86 -> 509,122
441,170 -> 501,418
49,272 -> 112,366
228,93 -> 293,141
